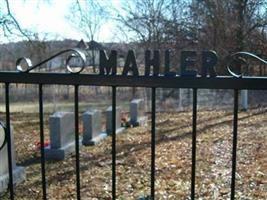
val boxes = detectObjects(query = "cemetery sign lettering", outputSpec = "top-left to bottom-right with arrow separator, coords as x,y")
15,48 -> 264,79
99,50 -> 217,77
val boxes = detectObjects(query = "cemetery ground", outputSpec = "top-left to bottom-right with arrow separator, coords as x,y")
0,105 -> 266,199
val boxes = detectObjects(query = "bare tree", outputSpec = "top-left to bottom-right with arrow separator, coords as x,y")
190,0 -> 267,74
68,0 -> 109,42
116,0 -> 190,49
0,0 -> 31,40
191,0 -> 267,51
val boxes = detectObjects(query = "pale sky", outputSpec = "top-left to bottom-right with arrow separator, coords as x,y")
6,0 -> 121,42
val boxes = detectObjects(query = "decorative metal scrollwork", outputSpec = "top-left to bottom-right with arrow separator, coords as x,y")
227,52 -> 267,78
16,48 -> 87,73
0,122 -> 7,151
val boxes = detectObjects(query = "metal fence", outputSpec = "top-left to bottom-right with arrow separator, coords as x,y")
0,49 -> 266,200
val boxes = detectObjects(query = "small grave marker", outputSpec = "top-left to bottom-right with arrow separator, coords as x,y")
106,106 -> 124,135
241,90 -> 248,111
82,109 -> 107,145
130,99 -> 147,126
45,112 -> 76,160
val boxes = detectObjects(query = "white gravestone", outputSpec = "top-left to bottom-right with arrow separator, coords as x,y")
82,110 -> 107,145
106,106 -> 124,135
45,112 -> 76,160
130,99 -> 147,126
0,125 -> 25,193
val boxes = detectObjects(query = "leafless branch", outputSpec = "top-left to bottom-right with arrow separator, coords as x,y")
3,0 -> 31,40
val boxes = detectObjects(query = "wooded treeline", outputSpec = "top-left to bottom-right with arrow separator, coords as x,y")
114,0 -> 267,74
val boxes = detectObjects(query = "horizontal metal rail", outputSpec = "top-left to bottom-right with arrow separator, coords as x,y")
0,72 -> 266,89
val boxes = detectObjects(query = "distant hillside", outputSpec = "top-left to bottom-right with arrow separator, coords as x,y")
0,39 -> 142,71
0,39 -> 79,70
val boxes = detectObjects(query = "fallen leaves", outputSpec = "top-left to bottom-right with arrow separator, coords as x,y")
0,106 -> 266,199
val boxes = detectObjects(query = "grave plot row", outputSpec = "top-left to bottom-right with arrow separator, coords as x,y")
0,99 -> 146,193
45,98 -> 146,160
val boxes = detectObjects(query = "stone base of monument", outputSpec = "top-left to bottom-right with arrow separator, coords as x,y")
106,127 -> 125,136
130,116 -> 148,127
115,127 -> 125,134
82,132 -> 107,146
44,140 -> 80,160
0,166 -> 26,193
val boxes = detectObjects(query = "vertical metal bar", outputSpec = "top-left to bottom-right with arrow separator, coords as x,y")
191,88 -> 197,200
39,84 -> 47,199
231,89 -> 239,200
5,83 -> 14,200
112,86 -> 116,200
74,85 -> 81,200
151,87 -> 156,200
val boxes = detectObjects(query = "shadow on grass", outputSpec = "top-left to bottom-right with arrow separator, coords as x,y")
13,107 -> 266,198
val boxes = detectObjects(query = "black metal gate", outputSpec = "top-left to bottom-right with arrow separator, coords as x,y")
0,49 -> 266,200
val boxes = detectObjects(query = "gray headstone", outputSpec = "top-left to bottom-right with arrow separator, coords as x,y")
106,106 -> 124,135
82,109 -> 107,145
45,112 -> 76,160
130,99 -> 147,126
241,90 -> 248,111
49,112 -> 75,149
0,125 -> 25,193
